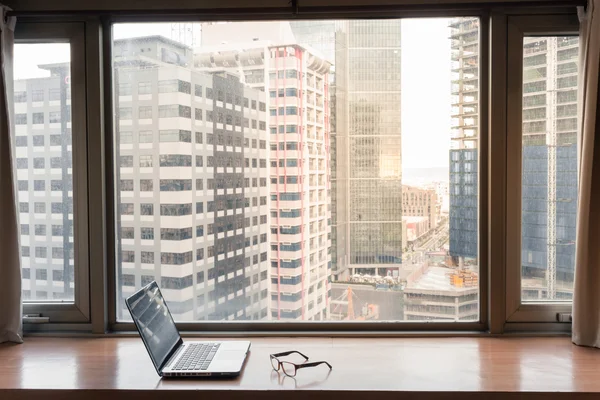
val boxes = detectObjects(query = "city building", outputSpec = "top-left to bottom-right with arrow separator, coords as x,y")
402,216 -> 431,243
113,36 -> 270,320
14,63 -> 74,301
401,185 -> 438,231
292,20 -> 403,280
334,20 -> 403,277
449,18 -> 480,265
197,22 -> 332,321
289,21 -> 351,283
450,18 -> 578,297
521,35 -> 578,299
403,264 -> 478,321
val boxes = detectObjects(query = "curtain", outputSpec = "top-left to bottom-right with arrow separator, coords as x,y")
573,0 -> 600,348
0,5 -> 21,344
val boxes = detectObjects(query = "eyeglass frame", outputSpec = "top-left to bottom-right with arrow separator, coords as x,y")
269,350 -> 333,377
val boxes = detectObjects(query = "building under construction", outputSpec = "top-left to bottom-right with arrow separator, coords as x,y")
403,264 -> 478,321
450,18 -> 578,299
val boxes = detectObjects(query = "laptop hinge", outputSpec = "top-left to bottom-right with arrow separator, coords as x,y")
160,338 -> 184,372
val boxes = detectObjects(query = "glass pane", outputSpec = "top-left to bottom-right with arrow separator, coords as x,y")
113,18 -> 480,322
521,36 -> 579,302
13,43 -> 74,302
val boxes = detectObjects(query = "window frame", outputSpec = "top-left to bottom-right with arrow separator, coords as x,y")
504,13 -> 579,325
10,2 -> 582,335
105,13 -> 491,333
15,22 -> 91,324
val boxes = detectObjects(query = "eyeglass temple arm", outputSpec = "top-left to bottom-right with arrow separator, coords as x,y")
295,361 -> 332,370
271,350 -> 309,360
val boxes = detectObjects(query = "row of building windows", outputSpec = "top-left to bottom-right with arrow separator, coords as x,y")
20,223 -> 72,236
14,88 -> 70,103
15,110 -> 71,125
21,246 -> 74,259
22,268 -> 73,281
270,125 -> 299,134
269,106 -> 299,116
19,201 -> 73,214
121,247 -> 269,265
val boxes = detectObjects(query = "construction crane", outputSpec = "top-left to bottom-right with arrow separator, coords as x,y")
330,286 -> 379,321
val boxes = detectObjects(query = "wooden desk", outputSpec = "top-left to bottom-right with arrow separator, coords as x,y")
0,337 -> 599,399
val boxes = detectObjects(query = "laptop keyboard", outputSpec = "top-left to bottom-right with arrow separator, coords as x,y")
172,343 -> 221,371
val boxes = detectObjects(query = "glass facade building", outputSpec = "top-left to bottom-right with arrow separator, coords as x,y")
521,36 -> 578,300
450,18 -> 578,298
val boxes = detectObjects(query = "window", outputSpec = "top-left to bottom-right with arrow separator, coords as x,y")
140,203 -> 154,216
138,81 -> 152,94
31,89 -> 44,102
15,114 -> 27,124
119,83 -> 131,95
32,112 -> 44,124
140,179 -> 153,191
160,154 -> 192,167
159,129 -> 192,143
139,106 -> 152,119
120,131 -> 133,144
505,16 -> 580,322
139,155 -> 153,167
120,156 -> 133,168
139,130 -> 153,143
102,15 -> 585,329
14,91 -> 27,102
49,88 -> 61,101
119,107 -> 132,119
13,37 -> 84,307
515,31 -> 580,304
49,112 -> 61,123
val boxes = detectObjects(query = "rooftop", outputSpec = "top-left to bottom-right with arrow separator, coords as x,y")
406,265 -> 478,293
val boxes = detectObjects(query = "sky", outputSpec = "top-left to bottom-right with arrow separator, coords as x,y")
13,19 -> 453,178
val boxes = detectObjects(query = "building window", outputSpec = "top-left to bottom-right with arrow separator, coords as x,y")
140,203 -> 154,216
139,106 -> 152,119
139,155 -> 153,167
119,83 -> 131,96
31,89 -> 44,102
32,113 -> 44,124
138,81 -> 152,94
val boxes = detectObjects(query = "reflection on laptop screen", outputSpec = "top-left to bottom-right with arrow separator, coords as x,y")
126,282 -> 181,370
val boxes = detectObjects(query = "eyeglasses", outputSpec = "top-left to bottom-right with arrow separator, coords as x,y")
270,350 -> 333,377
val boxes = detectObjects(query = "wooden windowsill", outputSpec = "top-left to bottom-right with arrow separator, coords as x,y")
0,336 -> 598,399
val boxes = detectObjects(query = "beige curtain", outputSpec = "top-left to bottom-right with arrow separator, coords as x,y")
0,6 -> 21,344
573,0 -> 600,348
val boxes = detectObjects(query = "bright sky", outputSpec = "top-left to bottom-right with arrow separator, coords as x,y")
13,19 -> 453,175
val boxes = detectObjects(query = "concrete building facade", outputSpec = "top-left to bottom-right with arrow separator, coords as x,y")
198,22 -> 332,321
14,63 -> 75,301
401,185 -> 438,231
113,36 -> 270,320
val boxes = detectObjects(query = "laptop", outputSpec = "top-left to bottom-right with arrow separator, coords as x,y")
125,281 -> 251,378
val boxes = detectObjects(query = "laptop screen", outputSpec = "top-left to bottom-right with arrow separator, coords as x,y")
125,281 -> 181,372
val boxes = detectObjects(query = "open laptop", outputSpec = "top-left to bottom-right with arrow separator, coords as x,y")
125,281 -> 251,378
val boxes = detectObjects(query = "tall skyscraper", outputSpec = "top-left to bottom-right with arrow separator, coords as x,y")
113,36 -> 271,320
198,22 -> 332,320
450,18 -> 578,298
341,20 -> 403,276
289,21 -> 349,282
292,20 -> 402,279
